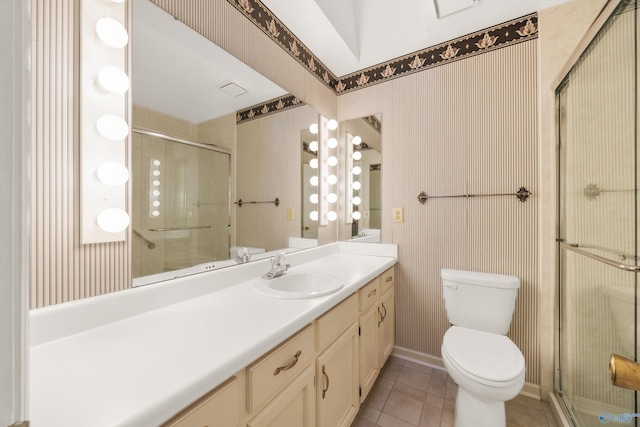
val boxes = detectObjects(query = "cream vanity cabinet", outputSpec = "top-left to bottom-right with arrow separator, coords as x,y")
358,266 -> 395,402
162,265 -> 395,427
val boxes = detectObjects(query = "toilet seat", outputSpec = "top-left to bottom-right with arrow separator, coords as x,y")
442,326 -> 525,386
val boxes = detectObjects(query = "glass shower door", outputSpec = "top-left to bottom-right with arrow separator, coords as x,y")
557,2 -> 638,426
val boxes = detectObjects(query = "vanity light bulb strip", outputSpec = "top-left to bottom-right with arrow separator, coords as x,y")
149,158 -> 162,218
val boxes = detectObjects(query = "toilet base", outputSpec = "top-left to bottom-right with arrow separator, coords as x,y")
455,387 -> 506,427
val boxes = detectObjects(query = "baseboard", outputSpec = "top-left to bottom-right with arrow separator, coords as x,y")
392,346 -> 541,400
548,392 -> 573,427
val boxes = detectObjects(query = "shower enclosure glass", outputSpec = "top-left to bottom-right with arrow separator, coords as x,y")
131,131 -> 231,280
557,1 -> 638,425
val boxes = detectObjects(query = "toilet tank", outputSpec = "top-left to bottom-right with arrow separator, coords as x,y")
441,269 -> 520,335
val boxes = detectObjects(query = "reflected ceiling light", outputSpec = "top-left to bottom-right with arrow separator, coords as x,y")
96,161 -> 129,186
96,66 -> 130,94
97,208 -> 130,233
310,211 -> 318,221
96,114 -> 129,141
352,135 -> 362,145
96,17 -> 129,49
152,210 -> 160,217
327,211 -> 338,221
353,196 -> 362,206
310,176 -> 319,186
152,190 -> 160,196
352,151 -> 362,161
352,211 -> 362,220
152,159 -> 161,166
353,166 -> 362,175
327,137 -> 338,149
327,156 -> 338,167
327,174 -> 338,185
152,170 -> 160,177
152,180 -> 160,186
152,201 -> 160,207
327,119 -> 338,130
309,123 -> 318,135
309,140 -> 318,152
353,181 -> 362,190
310,194 -> 318,204
309,158 -> 318,169
327,193 -> 338,203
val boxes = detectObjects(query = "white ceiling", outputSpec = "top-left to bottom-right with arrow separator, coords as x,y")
132,0 -> 570,123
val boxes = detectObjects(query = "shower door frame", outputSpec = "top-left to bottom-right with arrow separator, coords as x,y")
554,0 -> 639,424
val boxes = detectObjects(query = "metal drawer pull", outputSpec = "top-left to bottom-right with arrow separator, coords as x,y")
368,289 -> 377,297
385,276 -> 392,282
378,307 -> 383,327
610,353 -> 640,391
381,302 -> 387,320
322,364 -> 330,398
273,350 -> 302,376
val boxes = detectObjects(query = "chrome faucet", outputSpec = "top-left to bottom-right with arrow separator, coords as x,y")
235,247 -> 251,264
262,252 -> 290,279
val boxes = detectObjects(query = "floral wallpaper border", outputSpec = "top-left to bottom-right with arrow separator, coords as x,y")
236,93 -> 304,124
363,115 -> 382,134
227,0 -> 538,95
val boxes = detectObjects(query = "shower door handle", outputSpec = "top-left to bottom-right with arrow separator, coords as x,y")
610,354 -> 640,391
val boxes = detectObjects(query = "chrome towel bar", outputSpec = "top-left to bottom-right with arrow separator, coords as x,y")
235,197 -> 280,208
417,186 -> 531,204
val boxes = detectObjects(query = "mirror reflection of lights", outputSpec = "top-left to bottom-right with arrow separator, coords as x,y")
327,156 -> 338,167
352,135 -> 362,145
327,119 -> 338,130
327,211 -> 338,221
352,211 -> 362,220
309,123 -> 318,135
353,181 -> 361,190
310,211 -> 318,221
152,170 -> 160,176
309,158 -> 318,169
310,194 -> 318,204
352,151 -> 362,161
327,174 -> 337,185
152,211 -> 160,217
152,180 -> 160,186
152,190 -> 160,196
327,193 -> 338,203
353,166 -> 362,175
152,201 -> 160,207
353,196 -> 362,206
327,137 -> 338,149
309,140 -> 318,152
310,176 -> 319,186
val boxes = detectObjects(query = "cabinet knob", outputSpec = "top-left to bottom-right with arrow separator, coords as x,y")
385,276 -> 392,283
273,350 -> 302,376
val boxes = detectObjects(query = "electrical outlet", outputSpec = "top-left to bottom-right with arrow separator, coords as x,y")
393,208 -> 404,223
286,208 -> 295,221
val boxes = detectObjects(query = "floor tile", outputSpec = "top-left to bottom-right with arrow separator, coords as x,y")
418,402 -> 443,427
378,376 -> 395,390
367,384 -> 392,411
506,399 -> 550,427
392,381 -> 428,402
381,362 -> 403,381
359,405 -> 381,423
351,417 -> 378,427
396,366 -> 432,392
403,360 -> 434,375
383,391 -> 424,425
425,393 -> 444,409
427,375 -> 447,397
377,412 -> 419,427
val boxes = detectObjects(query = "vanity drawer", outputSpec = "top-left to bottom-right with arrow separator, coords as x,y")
381,266 -> 395,294
247,324 -> 315,413
358,276 -> 380,311
315,293 -> 358,351
164,376 -> 239,427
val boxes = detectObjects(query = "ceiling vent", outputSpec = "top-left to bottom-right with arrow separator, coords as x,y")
434,0 -> 476,19
218,82 -> 247,97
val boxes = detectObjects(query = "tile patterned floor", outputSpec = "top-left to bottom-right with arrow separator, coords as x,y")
351,356 -> 559,427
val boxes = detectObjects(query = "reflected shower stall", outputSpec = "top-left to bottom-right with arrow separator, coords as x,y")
131,131 -> 231,279
557,1 -> 638,425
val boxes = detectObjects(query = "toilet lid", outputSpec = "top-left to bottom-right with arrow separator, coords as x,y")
442,327 -> 525,383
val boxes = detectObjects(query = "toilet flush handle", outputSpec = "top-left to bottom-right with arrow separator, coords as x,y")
443,283 -> 458,290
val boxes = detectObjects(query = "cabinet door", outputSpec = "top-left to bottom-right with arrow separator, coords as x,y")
247,367 -> 316,427
358,303 -> 379,402
378,287 -> 395,367
316,323 -> 359,427
167,377 -> 239,427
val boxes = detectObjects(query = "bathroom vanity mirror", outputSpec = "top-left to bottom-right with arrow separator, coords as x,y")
129,0 -> 319,285
340,115 -> 382,242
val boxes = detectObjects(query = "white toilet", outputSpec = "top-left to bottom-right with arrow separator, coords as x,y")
440,269 -> 526,427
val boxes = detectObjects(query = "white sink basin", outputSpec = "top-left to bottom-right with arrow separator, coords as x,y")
251,272 -> 344,299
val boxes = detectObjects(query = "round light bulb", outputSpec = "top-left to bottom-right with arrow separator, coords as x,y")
310,194 -> 318,204
327,137 -> 338,149
353,181 -> 361,190
96,161 -> 129,186
310,211 -> 318,221
353,196 -> 362,206
152,201 -> 160,207
96,66 -> 130,94
309,140 -> 318,152
152,210 -> 160,217
96,17 -> 129,49
352,151 -> 362,161
352,136 -> 362,145
153,159 -> 161,166
96,114 -> 129,141
309,158 -> 318,169
327,193 -> 338,203
352,211 -> 362,220
152,190 -> 160,197
152,180 -> 160,186
327,211 -> 338,221
327,174 -> 338,185
327,119 -> 338,130
310,176 -> 318,186
96,208 -> 129,233
353,166 -> 362,176
327,156 -> 338,167
152,170 -> 160,177
309,123 -> 318,135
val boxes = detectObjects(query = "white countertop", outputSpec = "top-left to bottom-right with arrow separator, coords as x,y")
29,243 -> 397,427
